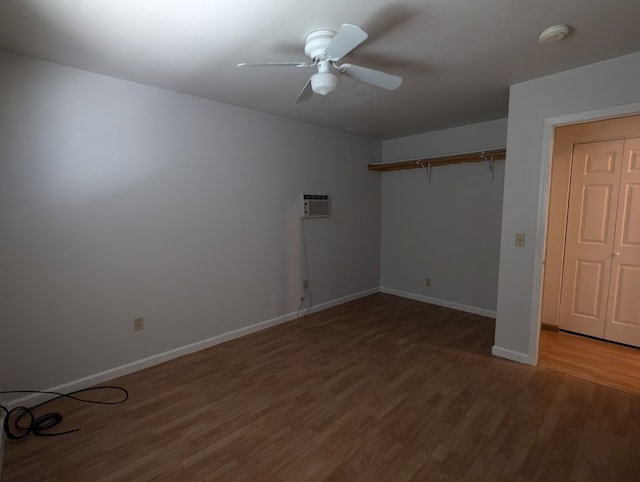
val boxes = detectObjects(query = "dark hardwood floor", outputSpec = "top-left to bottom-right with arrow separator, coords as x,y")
4,293 -> 639,481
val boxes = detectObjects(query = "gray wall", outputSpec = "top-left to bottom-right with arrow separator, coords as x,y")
495,51 -> 640,362
0,51 -> 381,391
380,119 -> 507,315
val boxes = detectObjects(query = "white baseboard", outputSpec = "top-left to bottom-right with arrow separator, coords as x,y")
380,287 -> 497,318
7,288 -> 379,409
300,287 -> 380,316
491,345 -> 532,365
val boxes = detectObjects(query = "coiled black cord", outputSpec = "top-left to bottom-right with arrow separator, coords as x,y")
0,386 -> 128,440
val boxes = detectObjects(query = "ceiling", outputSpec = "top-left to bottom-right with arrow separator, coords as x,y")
1,1 -> 639,139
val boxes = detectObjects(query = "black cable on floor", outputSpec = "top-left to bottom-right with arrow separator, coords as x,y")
0,386 -> 128,440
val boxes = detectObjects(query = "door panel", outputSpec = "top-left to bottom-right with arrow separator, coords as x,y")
578,184 -> 614,243
559,140 -> 623,337
571,260 -> 606,318
620,183 -> 640,246
604,138 -> 640,346
610,265 -> 640,324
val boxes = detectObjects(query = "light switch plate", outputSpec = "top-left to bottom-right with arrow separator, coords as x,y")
515,233 -> 526,247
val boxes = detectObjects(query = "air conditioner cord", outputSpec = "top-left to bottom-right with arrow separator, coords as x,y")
0,386 -> 128,440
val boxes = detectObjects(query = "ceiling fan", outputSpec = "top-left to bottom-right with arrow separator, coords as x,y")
237,24 -> 402,102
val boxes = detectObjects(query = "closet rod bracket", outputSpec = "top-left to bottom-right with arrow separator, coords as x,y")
481,152 -> 495,182
418,161 -> 432,185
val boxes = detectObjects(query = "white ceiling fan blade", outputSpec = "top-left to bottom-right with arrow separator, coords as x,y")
296,78 -> 313,103
339,64 -> 402,90
236,61 -> 313,68
325,24 -> 368,60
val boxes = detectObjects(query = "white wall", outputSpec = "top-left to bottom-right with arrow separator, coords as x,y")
494,51 -> 640,363
0,51 -> 381,393
380,119 -> 507,315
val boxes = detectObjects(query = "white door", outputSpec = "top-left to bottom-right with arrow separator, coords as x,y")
559,140 -> 623,338
604,137 -> 640,346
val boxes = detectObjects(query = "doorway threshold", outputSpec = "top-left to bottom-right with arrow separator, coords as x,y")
539,329 -> 640,397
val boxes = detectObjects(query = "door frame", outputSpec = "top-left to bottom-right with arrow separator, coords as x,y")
528,102 -> 640,365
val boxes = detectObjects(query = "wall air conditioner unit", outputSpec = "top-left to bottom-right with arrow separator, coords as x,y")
302,194 -> 330,218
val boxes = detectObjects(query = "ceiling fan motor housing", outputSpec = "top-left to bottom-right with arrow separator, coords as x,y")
305,31 -> 339,96
304,29 -> 336,60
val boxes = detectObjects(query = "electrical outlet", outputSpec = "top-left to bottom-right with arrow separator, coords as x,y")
425,278 -> 431,288
133,316 -> 144,331
303,279 -> 308,289
515,233 -> 526,247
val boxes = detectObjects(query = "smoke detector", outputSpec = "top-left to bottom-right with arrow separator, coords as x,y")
538,25 -> 571,44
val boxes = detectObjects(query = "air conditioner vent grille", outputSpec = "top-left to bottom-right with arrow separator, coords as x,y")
302,194 -> 330,218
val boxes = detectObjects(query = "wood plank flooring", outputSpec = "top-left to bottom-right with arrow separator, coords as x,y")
539,329 -> 640,397
4,293 -> 640,481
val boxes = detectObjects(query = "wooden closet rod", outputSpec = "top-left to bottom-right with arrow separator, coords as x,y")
368,147 -> 506,172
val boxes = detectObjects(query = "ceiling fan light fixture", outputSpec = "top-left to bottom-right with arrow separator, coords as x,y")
310,72 -> 338,96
